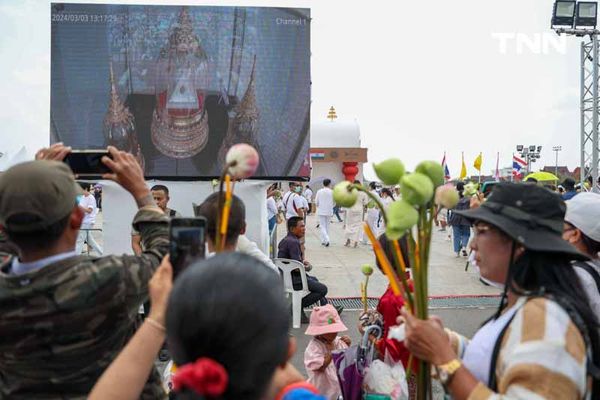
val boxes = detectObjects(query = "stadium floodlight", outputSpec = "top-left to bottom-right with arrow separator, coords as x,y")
552,1 -> 577,27
575,2 -> 598,27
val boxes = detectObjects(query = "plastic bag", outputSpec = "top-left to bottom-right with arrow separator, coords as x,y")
363,355 -> 408,400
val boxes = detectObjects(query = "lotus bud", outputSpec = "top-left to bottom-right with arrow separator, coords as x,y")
400,173 -> 434,206
361,264 -> 374,276
386,200 -> 419,239
415,161 -> 445,188
225,143 -> 259,179
464,182 -> 478,197
373,158 -> 405,185
333,181 -> 358,208
434,184 -> 460,209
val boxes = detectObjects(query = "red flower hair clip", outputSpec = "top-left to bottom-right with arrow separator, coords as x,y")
173,357 -> 229,397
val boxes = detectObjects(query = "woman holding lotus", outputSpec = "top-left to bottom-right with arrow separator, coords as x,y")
401,183 -> 600,399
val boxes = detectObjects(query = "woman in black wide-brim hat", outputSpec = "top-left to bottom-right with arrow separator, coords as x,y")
400,182 -> 600,399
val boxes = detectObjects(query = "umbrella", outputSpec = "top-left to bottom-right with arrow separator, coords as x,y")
332,325 -> 382,400
524,171 -> 559,182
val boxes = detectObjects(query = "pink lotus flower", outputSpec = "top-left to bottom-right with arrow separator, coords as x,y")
434,184 -> 460,209
225,144 -> 259,179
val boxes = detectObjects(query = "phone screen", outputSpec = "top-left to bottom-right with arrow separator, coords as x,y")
170,217 -> 206,278
64,151 -> 111,175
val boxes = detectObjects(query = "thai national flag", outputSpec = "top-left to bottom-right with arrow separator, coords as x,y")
441,153 -> 451,180
512,154 -> 527,177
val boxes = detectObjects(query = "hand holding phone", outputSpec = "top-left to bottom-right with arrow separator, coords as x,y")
170,217 -> 207,278
63,150 -> 112,176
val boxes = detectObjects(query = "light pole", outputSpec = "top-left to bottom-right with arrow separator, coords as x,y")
553,146 -> 563,177
517,145 -> 542,175
552,1 -> 599,188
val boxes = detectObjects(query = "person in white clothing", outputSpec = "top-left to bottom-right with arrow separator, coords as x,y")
303,185 -> 314,215
363,182 -> 381,244
267,187 -> 279,235
344,180 -> 367,247
563,192 -> 600,315
282,182 -> 305,220
315,179 -> 334,246
75,183 -> 103,255
195,192 -> 279,274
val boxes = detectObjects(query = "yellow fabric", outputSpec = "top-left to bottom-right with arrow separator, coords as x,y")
473,153 -> 482,171
460,154 -> 468,179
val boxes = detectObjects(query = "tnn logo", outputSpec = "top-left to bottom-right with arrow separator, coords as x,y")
491,33 -> 567,55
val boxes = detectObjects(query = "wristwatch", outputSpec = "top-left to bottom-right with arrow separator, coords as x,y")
436,359 -> 462,387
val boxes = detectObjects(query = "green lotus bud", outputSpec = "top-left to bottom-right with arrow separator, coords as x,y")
361,264 -> 374,276
386,200 -> 419,239
415,160 -> 445,188
400,173 -> 434,206
333,181 -> 358,208
373,158 -> 405,185
434,184 -> 460,209
464,182 -> 478,197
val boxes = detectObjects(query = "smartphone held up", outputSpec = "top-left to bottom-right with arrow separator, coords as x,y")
63,150 -> 112,176
169,217 -> 207,278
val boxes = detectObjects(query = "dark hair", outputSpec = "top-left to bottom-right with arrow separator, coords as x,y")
195,193 -> 245,246
167,253 -> 289,400
380,188 -> 395,200
323,179 -> 331,187
376,233 -> 410,275
287,216 -> 303,231
150,184 -> 170,196
5,213 -> 72,253
563,178 -> 576,191
456,182 -> 465,198
581,232 -> 600,256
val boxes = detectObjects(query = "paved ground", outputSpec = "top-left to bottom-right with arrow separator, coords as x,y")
281,213 -> 500,298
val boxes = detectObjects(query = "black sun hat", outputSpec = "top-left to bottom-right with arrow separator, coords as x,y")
454,182 -> 587,260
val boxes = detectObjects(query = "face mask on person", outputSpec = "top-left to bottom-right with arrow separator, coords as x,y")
471,250 -> 505,290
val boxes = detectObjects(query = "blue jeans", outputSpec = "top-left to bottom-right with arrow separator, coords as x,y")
452,225 -> 471,254
268,216 -> 277,234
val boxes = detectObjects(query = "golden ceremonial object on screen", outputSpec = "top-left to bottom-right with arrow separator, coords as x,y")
151,6 -> 209,159
219,55 -> 261,167
104,62 -> 145,170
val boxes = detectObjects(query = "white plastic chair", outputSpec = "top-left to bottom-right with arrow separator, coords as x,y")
274,258 -> 310,328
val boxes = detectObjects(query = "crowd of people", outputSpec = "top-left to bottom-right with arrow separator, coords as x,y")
2,145 -> 600,399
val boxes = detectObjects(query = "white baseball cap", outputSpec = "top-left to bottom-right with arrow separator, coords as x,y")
565,192 -> 600,242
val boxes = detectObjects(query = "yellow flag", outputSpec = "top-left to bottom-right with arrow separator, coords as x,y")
473,153 -> 482,171
460,153 -> 467,179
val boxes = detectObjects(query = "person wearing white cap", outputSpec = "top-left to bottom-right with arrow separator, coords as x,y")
564,192 -> 600,315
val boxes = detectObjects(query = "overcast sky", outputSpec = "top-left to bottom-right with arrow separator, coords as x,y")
0,0 -> 584,179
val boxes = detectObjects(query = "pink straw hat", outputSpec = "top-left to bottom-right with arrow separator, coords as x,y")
304,304 -> 348,336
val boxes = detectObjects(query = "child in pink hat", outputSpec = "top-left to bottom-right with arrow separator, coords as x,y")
304,304 -> 351,400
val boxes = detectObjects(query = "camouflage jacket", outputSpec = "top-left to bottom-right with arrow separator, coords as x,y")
0,207 -> 169,400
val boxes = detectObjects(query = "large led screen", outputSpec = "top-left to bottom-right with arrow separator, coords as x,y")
51,3 -> 311,178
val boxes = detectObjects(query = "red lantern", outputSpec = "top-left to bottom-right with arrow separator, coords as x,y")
342,162 -> 359,182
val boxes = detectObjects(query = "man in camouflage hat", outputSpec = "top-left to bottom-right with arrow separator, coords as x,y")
0,144 -> 169,399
